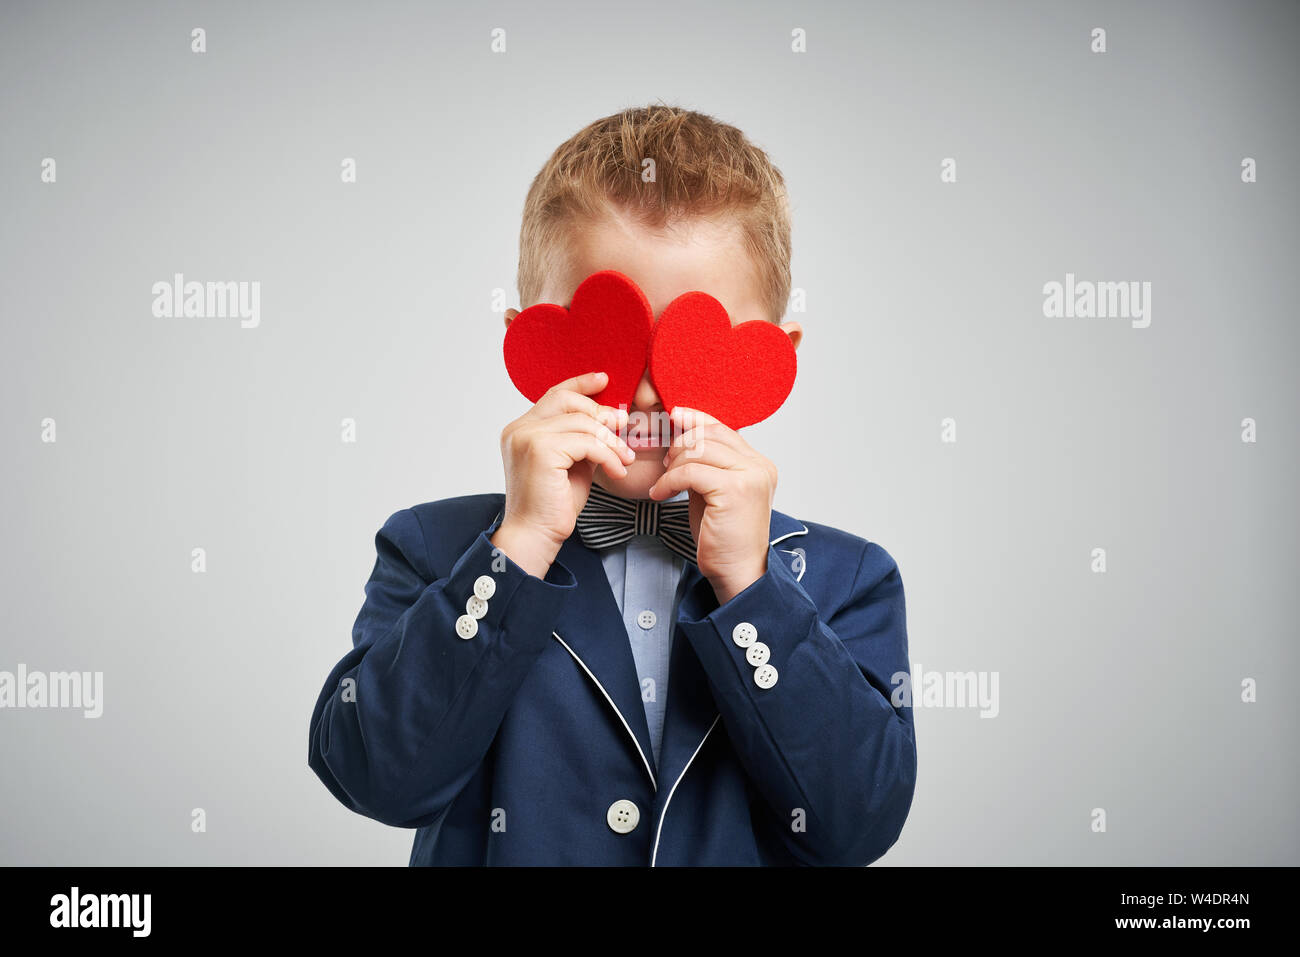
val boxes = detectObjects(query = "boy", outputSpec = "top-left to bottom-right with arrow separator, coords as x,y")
307,105 -> 916,866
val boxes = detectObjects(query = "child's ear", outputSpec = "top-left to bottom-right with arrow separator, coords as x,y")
504,307 -> 519,329
781,320 -> 803,351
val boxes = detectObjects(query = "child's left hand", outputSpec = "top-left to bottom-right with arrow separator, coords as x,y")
648,406 -> 777,605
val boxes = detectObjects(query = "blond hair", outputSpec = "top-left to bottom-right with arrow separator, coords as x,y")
517,104 -> 792,323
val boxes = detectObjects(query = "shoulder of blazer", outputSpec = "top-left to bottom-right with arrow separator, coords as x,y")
787,516 -> 902,595
770,514 -> 894,588
403,492 -> 507,578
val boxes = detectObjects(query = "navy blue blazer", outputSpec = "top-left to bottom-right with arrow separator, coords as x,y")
308,492 -> 916,866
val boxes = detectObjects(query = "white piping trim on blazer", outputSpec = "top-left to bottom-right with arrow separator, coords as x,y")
551,632 -> 658,793
777,548 -> 807,583
771,526 -> 808,547
773,524 -> 810,582
650,713 -> 721,866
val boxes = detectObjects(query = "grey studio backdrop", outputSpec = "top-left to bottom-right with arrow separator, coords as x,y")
1,0 -> 1296,866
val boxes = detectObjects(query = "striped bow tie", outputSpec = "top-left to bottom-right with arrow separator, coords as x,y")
574,482 -> 697,565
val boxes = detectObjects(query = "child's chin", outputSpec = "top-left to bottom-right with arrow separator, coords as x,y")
597,461 -> 665,499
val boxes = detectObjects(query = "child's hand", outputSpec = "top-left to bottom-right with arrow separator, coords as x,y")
648,406 -> 778,605
493,371 -> 634,578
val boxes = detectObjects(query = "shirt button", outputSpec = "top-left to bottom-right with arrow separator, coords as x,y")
466,595 -> 488,619
473,574 -> 496,600
754,664 -> 778,689
746,642 -> 770,667
606,799 -> 640,834
637,609 -> 657,630
455,614 -> 479,640
732,621 -> 757,647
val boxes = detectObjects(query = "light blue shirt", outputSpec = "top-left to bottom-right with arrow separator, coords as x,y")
596,489 -> 689,772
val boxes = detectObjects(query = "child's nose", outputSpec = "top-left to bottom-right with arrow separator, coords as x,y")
631,367 -> 661,410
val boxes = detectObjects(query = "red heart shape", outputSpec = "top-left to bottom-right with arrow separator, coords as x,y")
649,291 -> 797,430
503,270 -> 654,410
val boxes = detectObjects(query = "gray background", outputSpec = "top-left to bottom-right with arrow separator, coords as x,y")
1,0 -> 1296,865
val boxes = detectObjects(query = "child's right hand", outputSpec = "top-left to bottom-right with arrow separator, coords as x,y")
491,371 -> 634,578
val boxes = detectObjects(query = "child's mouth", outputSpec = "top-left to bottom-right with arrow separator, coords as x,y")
626,432 -> 666,451
625,421 -> 681,451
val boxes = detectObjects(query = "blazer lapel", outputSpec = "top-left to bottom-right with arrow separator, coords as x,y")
549,532 -> 660,792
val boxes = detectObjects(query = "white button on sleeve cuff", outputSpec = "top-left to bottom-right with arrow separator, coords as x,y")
731,621 -> 757,647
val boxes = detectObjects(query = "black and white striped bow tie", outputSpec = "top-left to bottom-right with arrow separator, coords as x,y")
574,482 -> 697,565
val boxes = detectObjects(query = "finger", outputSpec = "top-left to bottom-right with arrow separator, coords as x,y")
547,369 -> 611,398
664,414 -> 749,467
664,424 -> 747,466
534,372 -> 630,431
668,405 -> 724,433
662,436 -> 744,472
532,411 -> 634,464
555,431 -> 630,479
668,406 -> 743,447
648,460 -> 725,500
531,390 -> 630,439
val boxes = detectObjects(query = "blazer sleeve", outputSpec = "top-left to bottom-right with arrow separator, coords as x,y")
675,536 -> 917,866
308,507 -> 577,828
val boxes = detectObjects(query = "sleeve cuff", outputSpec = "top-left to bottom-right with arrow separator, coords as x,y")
676,543 -> 818,693
441,511 -> 578,647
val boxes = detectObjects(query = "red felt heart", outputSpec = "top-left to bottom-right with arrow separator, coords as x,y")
503,270 -> 654,410
649,291 -> 797,430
